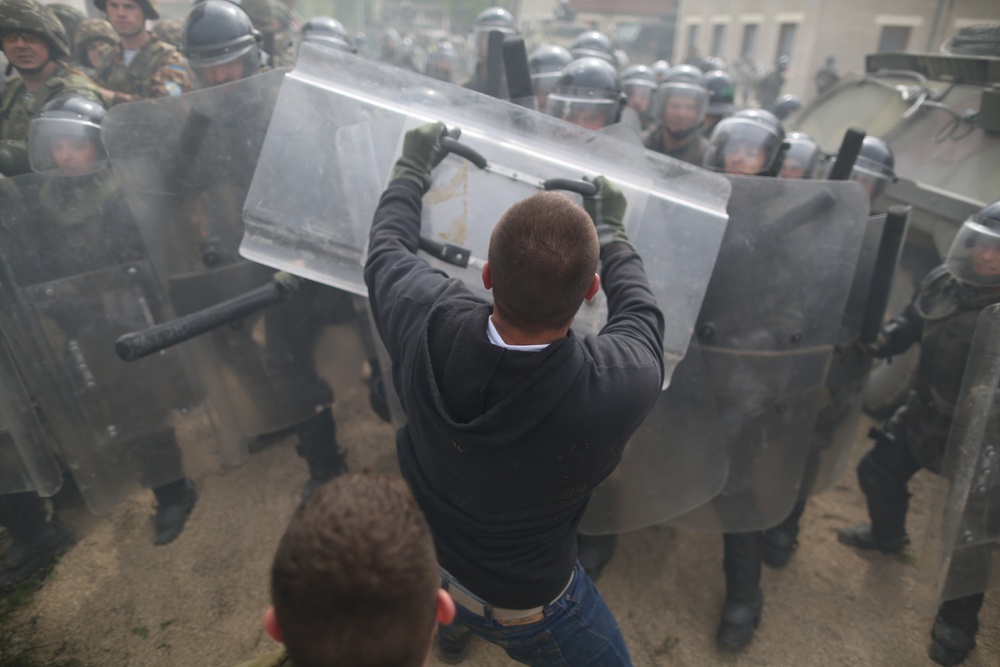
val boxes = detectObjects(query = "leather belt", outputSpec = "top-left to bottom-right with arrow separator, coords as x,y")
441,569 -> 574,626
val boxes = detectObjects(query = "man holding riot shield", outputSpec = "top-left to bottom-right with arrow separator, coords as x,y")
365,123 -> 664,665
839,200 -> 1000,666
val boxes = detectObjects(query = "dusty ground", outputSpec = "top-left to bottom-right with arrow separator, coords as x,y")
1,323 -> 997,666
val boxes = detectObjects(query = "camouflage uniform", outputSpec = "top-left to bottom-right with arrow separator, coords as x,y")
151,18 -> 184,49
0,61 -> 104,142
93,36 -> 191,105
642,126 -> 708,166
73,18 -> 119,70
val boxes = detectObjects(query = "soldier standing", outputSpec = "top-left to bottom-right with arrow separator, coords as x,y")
642,65 -> 710,166
838,202 -> 1000,666
0,0 -> 104,176
72,18 -> 119,77
92,0 -> 190,105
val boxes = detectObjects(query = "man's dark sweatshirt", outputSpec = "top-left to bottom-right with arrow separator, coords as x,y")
364,178 -> 665,609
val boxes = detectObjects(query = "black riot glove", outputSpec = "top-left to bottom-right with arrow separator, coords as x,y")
583,175 -> 632,250
0,140 -> 30,177
390,122 -> 461,193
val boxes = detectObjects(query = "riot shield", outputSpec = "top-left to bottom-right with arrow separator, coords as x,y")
0,333 -> 62,496
0,167 -> 227,514
917,303 -> 1000,614
102,70 -> 342,442
242,44 -> 732,380
668,176 -> 872,532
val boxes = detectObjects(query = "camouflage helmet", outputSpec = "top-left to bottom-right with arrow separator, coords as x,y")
94,0 -> 160,20
151,18 -> 183,48
48,3 -> 85,45
0,0 -> 72,60
74,17 -> 119,64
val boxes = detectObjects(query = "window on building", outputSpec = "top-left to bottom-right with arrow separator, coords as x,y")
877,26 -> 911,52
740,23 -> 758,59
711,24 -> 726,57
776,22 -> 797,61
687,23 -> 700,58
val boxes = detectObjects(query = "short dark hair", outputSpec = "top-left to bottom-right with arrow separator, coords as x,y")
488,191 -> 599,333
270,473 -> 439,667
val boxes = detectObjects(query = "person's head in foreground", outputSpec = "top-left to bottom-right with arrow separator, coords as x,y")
263,472 -> 455,667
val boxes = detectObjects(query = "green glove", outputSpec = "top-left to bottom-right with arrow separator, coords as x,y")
391,122 -> 461,193
583,175 -> 631,249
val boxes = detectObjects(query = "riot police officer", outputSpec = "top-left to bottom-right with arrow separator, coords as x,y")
620,64 -> 656,131
543,56 -> 625,131
777,131 -> 821,180
838,203 -> 1000,666
297,15 -> 355,58
771,94 -> 803,122
702,69 -> 736,137
569,30 -> 614,63
464,6 -> 516,95
702,108 -> 789,649
527,43 -> 571,112
643,64 -> 709,166
183,0 -> 263,87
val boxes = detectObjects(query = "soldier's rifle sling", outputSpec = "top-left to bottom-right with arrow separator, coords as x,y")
827,128 -> 866,181
859,206 -> 910,344
116,272 -> 301,361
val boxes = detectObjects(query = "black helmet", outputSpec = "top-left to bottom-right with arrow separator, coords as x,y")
426,41 -> 457,82
182,0 -> 262,87
651,59 -> 670,83
848,136 -> 895,200
703,69 -> 735,116
704,108 -> 787,176
652,64 -> 708,140
544,57 -> 624,130
779,132 -> 821,180
771,94 -> 802,121
299,15 -> 354,53
0,0 -> 72,61
472,6 -> 515,61
528,43 -> 572,97
946,201 -> 1000,287
621,64 -> 656,116
569,30 -> 613,63
28,95 -> 106,174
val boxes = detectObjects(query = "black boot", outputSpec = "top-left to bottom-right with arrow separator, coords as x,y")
436,621 -> 474,664
717,532 -> 764,650
839,446 -> 912,554
837,524 -> 909,553
153,478 -> 198,546
577,533 -> 618,581
929,594 -> 984,666
0,513 -> 75,589
296,409 -> 348,501
763,500 -> 806,568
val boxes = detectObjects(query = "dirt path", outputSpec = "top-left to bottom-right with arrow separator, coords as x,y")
2,328 -> 997,666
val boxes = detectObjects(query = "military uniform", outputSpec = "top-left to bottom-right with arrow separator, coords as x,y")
642,126 -> 708,166
94,36 -> 190,105
0,62 -> 103,142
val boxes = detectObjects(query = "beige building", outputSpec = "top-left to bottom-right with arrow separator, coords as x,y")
675,0 -> 999,103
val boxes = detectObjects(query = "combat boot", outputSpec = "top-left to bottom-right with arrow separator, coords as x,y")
836,524 -> 909,554
929,594 -> 984,666
296,408 -> 349,501
718,532 -> 763,650
153,478 -> 198,545
0,515 -> 75,589
763,500 -> 806,568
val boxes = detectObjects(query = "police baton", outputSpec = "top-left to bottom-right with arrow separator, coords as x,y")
116,272 -> 301,361
827,127 -> 866,181
859,205 -> 910,344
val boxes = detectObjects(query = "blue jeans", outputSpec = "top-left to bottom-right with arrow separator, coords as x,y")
438,562 -> 632,666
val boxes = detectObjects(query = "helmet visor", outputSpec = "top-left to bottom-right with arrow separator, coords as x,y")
704,118 -> 782,175
189,47 -> 260,88
652,83 -> 708,133
946,221 -> 1000,287
531,70 -> 561,96
28,117 -> 104,175
545,95 -> 618,130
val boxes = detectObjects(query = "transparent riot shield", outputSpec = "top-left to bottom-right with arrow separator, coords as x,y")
0,334 -> 62,496
102,70 -> 342,443
917,303 -> 1000,615
242,44 -> 731,380
669,176 -> 872,532
0,167 -> 227,514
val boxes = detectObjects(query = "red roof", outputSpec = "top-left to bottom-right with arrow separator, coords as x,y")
571,0 -> 677,16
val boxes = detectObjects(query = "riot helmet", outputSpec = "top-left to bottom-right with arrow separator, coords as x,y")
28,95 -> 106,176
621,64 -> 656,118
426,40 -> 457,82
771,94 -> 802,121
704,69 -> 735,116
651,59 -> 670,83
529,43 -> 572,100
704,108 -> 787,176
778,132 -> 821,180
0,0 -> 72,62
74,18 -> 119,68
471,6 -> 515,62
613,48 -> 629,69
544,56 -> 624,130
298,15 -> 354,54
182,0 -> 262,88
653,64 -> 708,140
94,0 -> 161,21
945,201 -> 1000,287
569,30 -> 613,63
848,136 -> 895,201
379,28 -> 401,61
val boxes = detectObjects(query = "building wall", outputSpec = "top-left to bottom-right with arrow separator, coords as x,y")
675,0 -> 998,104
